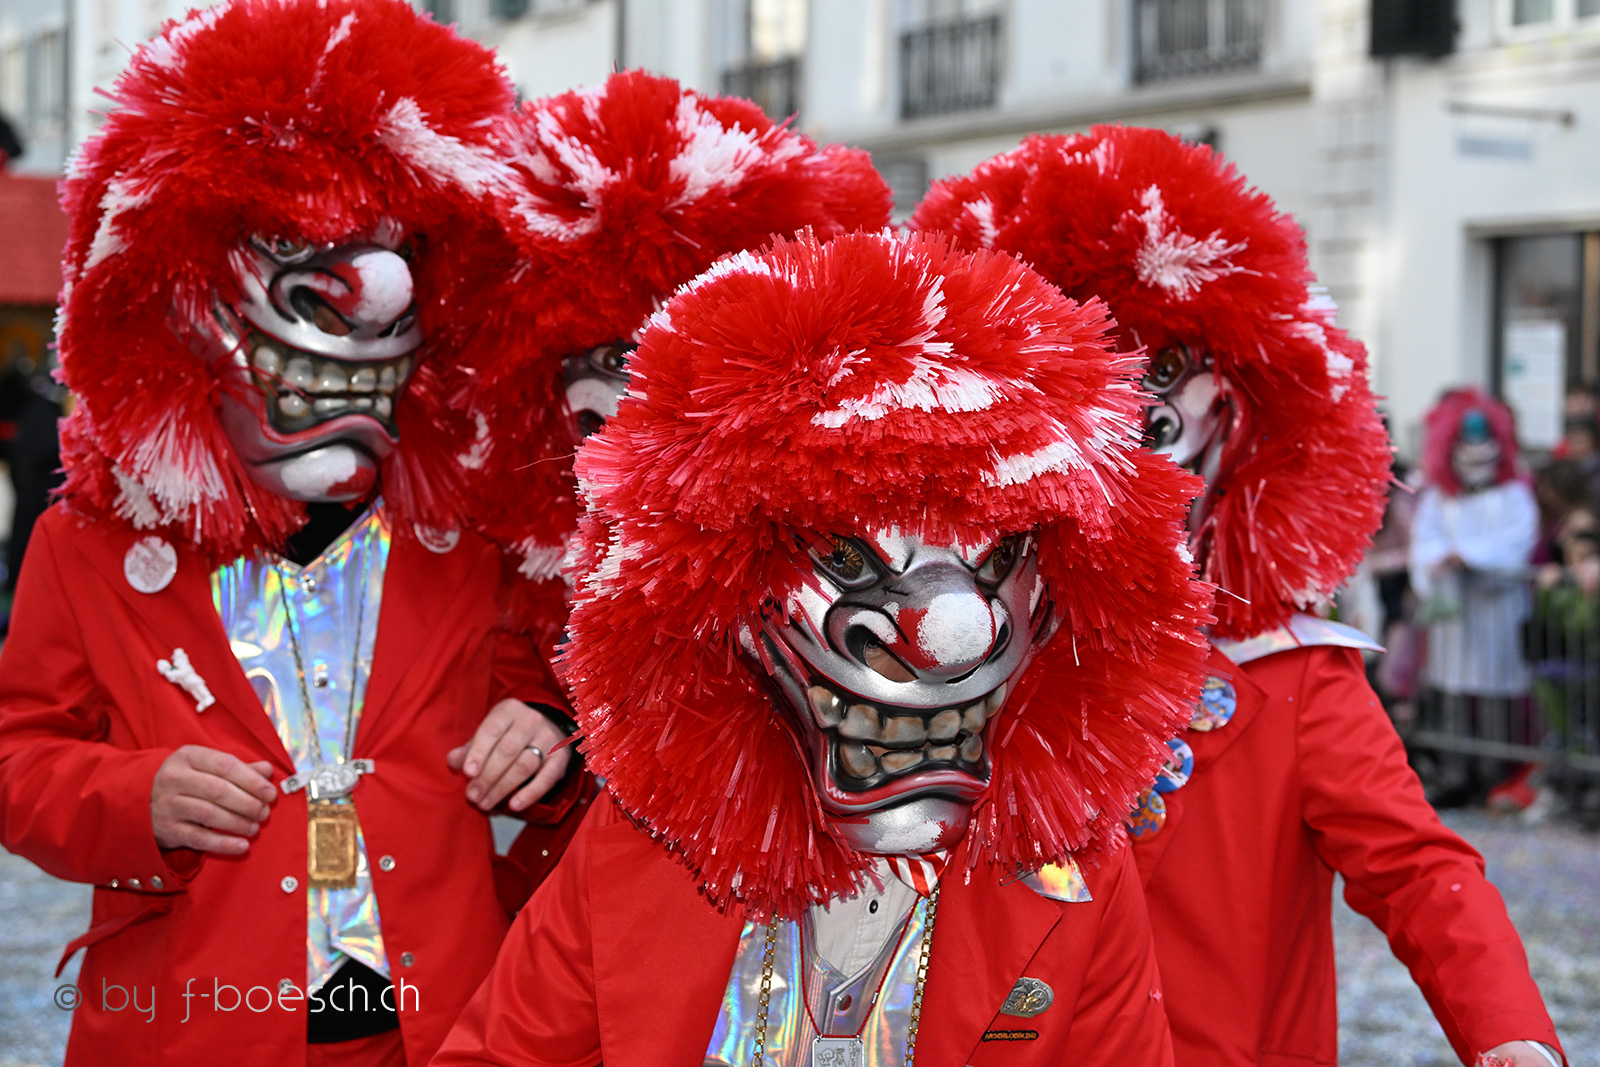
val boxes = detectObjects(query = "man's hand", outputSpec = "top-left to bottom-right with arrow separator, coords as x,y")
1482,1041 -> 1562,1067
447,699 -> 572,813
151,745 -> 277,854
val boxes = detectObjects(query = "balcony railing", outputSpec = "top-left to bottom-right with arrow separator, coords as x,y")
1134,0 -> 1265,84
899,14 -> 1001,121
721,56 -> 803,122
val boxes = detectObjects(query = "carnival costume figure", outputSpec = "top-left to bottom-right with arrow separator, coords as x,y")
910,126 -> 1563,1067
0,2 -> 587,1062
436,229 -> 1214,1066
1409,387 -> 1540,803
453,70 -> 892,906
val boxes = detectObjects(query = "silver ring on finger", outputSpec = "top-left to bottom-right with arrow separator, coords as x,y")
524,744 -> 544,762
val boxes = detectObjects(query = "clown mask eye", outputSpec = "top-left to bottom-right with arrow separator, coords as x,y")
1144,346 -> 1191,394
252,234 -> 315,264
810,535 -> 874,587
976,535 -> 1021,584
590,342 -> 633,377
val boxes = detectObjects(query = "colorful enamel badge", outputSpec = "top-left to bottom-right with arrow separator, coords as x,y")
1190,676 -> 1237,732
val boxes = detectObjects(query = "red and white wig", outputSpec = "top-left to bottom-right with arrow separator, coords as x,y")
56,0 -> 518,561
911,126 -> 1391,640
460,70 -> 892,643
563,230 -> 1212,918
1421,386 -> 1520,496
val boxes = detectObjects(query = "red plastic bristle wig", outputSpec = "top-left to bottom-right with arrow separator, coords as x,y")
455,70 -> 892,646
56,0 -> 518,561
563,230 -> 1213,918
1421,386 -> 1519,496
911,126 -> 1392,640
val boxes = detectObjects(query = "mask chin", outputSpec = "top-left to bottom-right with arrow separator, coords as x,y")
825,796 -> 973,854
245,442 -> 380,502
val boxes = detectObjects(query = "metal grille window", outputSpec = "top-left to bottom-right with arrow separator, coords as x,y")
1134,0 -> 1266,84
899,13 -> 1001,120
720,0 -> 807,121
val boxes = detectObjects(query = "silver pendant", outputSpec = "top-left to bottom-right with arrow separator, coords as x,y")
280,758 -> 375,799
810,1035 -> 864,1067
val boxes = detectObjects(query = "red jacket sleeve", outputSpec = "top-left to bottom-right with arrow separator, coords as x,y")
0,515 -> 196,890
433,801 -> 605,1067
1059,844 -> 1175,1067
1296,647 -> 1561,1063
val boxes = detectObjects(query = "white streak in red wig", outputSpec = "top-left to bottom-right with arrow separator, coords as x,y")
561,230 -> 1212,918
911,126 -> 1392,640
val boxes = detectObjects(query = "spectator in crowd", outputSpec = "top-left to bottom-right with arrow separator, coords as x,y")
1410,387 -> 1540,807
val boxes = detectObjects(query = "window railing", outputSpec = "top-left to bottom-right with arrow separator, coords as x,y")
899,14 -> 1002,121
721,56 -> 803,122
1133,0 -> 1265,84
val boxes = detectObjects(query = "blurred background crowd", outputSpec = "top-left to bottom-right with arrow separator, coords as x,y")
0,0 -> 1598,799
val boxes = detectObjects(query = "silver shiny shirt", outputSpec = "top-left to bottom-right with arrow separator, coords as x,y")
704,890 -> 932,1067
212,506 -> 392,993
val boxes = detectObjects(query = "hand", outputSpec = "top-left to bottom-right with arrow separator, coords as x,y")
1432,553 -> 1465,578
1481,1041 -> 1561,1067
151,745 -> 277,854
447,699 -> 572,813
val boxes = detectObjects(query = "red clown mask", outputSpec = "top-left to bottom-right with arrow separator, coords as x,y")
55,0 -> 519,560
910,127 -> 1393,640
562,230 -> 1213,918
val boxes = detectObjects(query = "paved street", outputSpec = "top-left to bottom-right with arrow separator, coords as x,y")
0,809 -> 1595,1065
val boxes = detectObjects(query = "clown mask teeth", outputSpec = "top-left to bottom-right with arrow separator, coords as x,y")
804,676 -> 1008,790
249,333 -> 413,436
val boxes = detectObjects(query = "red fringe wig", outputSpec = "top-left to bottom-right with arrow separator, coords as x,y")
1421,386 -> 1520,496
910,127 -> 1392,640
563,230 -> 1213,918
458,70 -> 891,646
56,0 -> 518,562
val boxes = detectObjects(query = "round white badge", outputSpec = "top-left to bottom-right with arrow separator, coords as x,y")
413,523 -> 460,554
123,536 -> 178,594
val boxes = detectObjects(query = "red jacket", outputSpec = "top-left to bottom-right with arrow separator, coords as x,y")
1134,643 -> 1561,1066
0,505 -> 578,1066
434,796 -> 1174,1067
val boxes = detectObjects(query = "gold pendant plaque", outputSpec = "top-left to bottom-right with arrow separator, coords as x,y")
307,801 -> 359,889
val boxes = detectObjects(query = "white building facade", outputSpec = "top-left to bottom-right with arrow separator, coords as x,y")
6,0 -> 1598,458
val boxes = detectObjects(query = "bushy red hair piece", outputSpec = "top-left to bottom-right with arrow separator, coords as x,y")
563,230 -> 1212,918
456,70 -> 891,645
1421,386 -> 1520,495
911,127 -> 1392,639
56,0 -> 518,560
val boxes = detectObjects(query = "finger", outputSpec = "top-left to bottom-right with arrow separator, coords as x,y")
445,744 -> 468,773
187,748 -> 278,806
462,700 -> 522,778
169,795 -> 261,838
179,768 -> 272,822
171,823 -> 252,855
506,748 -> 572,813
473,739 -> 550,811
468,719 -> 550,806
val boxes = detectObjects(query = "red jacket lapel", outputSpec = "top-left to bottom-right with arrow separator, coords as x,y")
916,849 -> 1064,1067
80,523 -> 292,769
356,526 -> 493,753
1134,643 -> 1266,883
586,813 -> 746,1067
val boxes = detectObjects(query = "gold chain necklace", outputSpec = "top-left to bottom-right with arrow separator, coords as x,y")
274,527 -> 374,889
750,884 -> 941,1067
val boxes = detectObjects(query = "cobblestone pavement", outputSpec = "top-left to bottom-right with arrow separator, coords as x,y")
0,810 -> 1595,1065
1336,808 -> 1600,1065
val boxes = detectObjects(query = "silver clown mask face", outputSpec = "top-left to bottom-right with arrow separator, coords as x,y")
754,530 -> 1054,855
201,231 -> 422,502
1452,411 -> 1501,490
1142,345 -> 1231,488
561,341 -> 633,442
